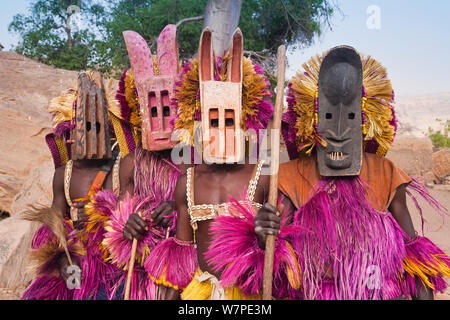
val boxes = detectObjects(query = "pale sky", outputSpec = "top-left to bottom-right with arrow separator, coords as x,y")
1,0 -> 449,98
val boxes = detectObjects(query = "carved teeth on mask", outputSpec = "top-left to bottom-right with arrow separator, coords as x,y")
328,152 -> 347,161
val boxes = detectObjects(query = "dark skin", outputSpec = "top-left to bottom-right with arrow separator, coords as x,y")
257,181 -> 434,300
52,158 -> 115,282
161,159 -> 276,299
121,150 -> 191,241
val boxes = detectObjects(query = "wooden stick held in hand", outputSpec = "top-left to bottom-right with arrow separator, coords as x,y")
262,45 -> 286,300
124,211 -> 145,300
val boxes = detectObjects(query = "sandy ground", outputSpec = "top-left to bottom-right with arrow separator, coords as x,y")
1,188 -> 449,300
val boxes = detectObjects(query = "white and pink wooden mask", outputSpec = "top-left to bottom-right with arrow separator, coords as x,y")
199,28 -> 244,164
123,25 -> 179,151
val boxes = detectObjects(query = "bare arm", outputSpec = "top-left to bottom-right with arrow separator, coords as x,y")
174,174 -> 194,242
51,166 -> 81,280
388,184 -> 434,300
118,151 -> 135,201
163,173 -> 193,300
51,166 -> 68,216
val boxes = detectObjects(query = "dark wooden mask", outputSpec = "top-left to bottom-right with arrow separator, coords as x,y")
71,71 -> 112,160
317,46 -> 363,177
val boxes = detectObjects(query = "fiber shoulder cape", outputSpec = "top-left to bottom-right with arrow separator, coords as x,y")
278,152 -> 449,300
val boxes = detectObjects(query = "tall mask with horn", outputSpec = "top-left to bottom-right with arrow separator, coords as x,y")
123,24 -> 179,151
71,72 -> 113,160
317,46 -> 363,176
199,28 -> 244,164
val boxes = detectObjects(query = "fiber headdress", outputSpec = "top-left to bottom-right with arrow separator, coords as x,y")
107,70 -> 142,158
46,87 -> 77,168
282,51 -> 397,159
171,48 -> 274,147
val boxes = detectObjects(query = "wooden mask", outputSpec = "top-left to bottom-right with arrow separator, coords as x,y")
317,46 -> 363,176
123,25 -> 179,151
71,71 -> 112,161
199,28 -> 244,164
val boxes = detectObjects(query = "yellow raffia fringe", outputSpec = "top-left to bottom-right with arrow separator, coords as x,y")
173,54 -> 270,146
173,59 -> 200,146
180,269 -> 262,300
54,137 -> 70,165
107,69 -> 142,157
403,255 -> 450,290
108,69 -> 142,127
284,242 -> 301,290
360,54 -> 395,157
105,79 -> 119,116
48,89 -> 77,127
79,200 -> 111,260
149,266 -> 180,291
289,54 -> 326,154
289,52 -> 395,156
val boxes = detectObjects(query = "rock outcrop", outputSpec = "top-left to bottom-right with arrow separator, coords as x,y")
0,51 -> 77,213
0,52 -> 77,297
0,161 -> 54,293
433,149 -> 450,182
386,135 -> 434,179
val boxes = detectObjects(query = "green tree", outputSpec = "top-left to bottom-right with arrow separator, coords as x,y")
98,0 -> 337,75
8,0 -> 106,70
426,119 -> 450,148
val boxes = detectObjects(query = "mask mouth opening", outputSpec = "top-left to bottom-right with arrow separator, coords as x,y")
327,152 -> 348,161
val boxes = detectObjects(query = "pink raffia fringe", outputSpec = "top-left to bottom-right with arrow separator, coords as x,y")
405,177 -> 448,235
205,197 -> 302,299
291,177 -> 407,300
134,147 -> 181,236
70,190 -> 124,300
31,225 -> 58,249
22,276 -> 75,300
102,192 -> 162,270
402,235 -> 450,298
22,226 -> 84,300
144,237 -> 198,291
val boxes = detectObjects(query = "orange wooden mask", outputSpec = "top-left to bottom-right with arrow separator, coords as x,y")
123,25 -> 179,151
199,28 -> 244,164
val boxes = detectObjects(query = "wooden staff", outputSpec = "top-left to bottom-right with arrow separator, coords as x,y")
262,45 -> 286,300
124,211 -> 144,300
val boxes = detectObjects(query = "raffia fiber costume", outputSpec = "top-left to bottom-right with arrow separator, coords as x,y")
87,25 -> 182,300
22,72 -> 123,300
145,28 -> 301,300
276,47 -> 450,300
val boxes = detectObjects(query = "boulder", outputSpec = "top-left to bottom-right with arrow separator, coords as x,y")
0,160 -> 54,295
9,161 -> 54,216
433,149 -> 450,181
0,217 -> 38,292
0,51 -> 77,213
386,136 -> 434,177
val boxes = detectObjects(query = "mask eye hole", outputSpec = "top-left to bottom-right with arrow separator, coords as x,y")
163,106 -> 170,117
210,119 -> 219,128
96,122 -> 100,134
151,107 -> 157,117
225,118 -> 234,127
86,122 -> 92,131
348,112 -> 355,120
326,113 -> 332,119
